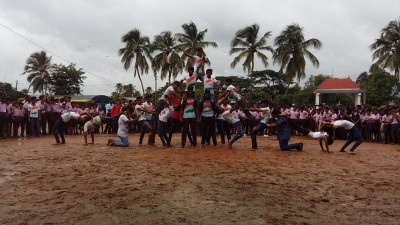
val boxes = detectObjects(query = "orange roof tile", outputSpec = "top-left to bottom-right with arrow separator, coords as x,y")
316,78 -> 360,90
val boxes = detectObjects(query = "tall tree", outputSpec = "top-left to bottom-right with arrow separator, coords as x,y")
250,69 -> 285,100
50,63 -> 86,95
22,51 -> 54,94
273,24 -> 322,95
115,83 -> 124,94
124,84 -> 136,97
145,86 -> 153,95
362,67 -> 399,106
230,24 -> 274,75
356,72 -> 369,89
370,18 -> 400,80
119,29 -> 152,95
151,31 -> 184,84
175,21 -> 218,68
0,82 -> 24,100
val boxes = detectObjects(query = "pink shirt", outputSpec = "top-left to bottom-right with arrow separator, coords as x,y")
299,111 -> 308,120
381,115 -> 391,123
290,111 -> 299,119
51,103 -> 62,113
390,114 -> 399,124
0,102 -> 8,113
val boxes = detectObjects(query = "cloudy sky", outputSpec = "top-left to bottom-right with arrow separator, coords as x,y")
0,0 -> 399,95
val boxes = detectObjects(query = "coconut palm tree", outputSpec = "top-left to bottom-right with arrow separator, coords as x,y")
22,51 -> 54,94
115,83 -> 124,94
175,21 -> 218,68
151,31 -> 184,84
119,29 -> 152,95
370,18 -> 400,80
230,24 -> 274,76
273,24 -> 322,95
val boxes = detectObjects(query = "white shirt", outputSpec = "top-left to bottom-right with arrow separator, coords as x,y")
135,104 -> 146,121
160,86 -> 175,101
28,103 -> 40,118
201,100 -> 214,117
260,107 -> 271,124
142,101 -> 153,121
308,131 -> 328,139
333,120 -> 354,130
204,76 -> 217,94
222,110 -> 239,124
193,55 -> 204,74
217,104 -> 232,120
61,112 -> 80,123
117,114 -> 129,137
226,85 -> 243,101
184,74 -> 197,91
159,106 -> 174,122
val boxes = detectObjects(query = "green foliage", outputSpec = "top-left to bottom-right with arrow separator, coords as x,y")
363,68 -> 400,106
22,51 -> 86,96
230,24 -> 274,75
119,29 -> 152,94
50,64 -> 86,95
215,73 -> 288,103
145,86 -> 153,96
215,75 -> 251,96
151,31 -> 184,83
303,74 -> 331,91
370,18 -> 400,80
275,94 -> 295,107
114,83 -> 141,98
273,24 -> 322,95
319,93 -> 354,106
22,51 -> 54,94
0,82 -> 25,100
175,21 -> 218,69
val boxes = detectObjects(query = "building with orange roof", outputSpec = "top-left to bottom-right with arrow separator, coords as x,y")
314,78 -> 364,106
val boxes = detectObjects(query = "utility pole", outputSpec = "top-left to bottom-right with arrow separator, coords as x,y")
15,80 -> 18,91
154,74 -> 158,100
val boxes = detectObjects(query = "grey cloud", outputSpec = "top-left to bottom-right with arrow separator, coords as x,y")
1,0 -> 399,94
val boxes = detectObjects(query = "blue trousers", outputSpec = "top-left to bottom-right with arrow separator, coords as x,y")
157,120 -> 170,146
52,118 -> 66,143
279,138 -> 302,151
229,121 -> 244,145
340,126 -> 363,152
114,136 -> 129,147
30,117 -> 41,136
250,123 -> 267,148
139,120 -> 153,143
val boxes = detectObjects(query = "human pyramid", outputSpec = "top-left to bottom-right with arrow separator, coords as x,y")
101,47 -> 364,153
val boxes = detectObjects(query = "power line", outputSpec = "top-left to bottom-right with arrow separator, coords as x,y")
0,21 -> 117,85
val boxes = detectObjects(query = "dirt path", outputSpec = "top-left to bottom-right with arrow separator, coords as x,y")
0,134 -> 399,225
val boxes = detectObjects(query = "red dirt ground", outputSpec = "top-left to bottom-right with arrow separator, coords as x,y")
0,134 -> 399,225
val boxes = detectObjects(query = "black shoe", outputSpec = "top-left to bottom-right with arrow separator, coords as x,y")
298,143 -> 303,151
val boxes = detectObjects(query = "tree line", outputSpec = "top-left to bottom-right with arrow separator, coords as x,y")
8,19 -> 400,106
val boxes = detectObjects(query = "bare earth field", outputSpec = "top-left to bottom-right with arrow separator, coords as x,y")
0,133 -> 399,225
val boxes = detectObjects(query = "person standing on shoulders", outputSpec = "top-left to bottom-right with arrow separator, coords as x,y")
182,47 -> 206,82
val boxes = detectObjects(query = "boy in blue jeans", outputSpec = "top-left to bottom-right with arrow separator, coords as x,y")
268,109 -> 303,151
